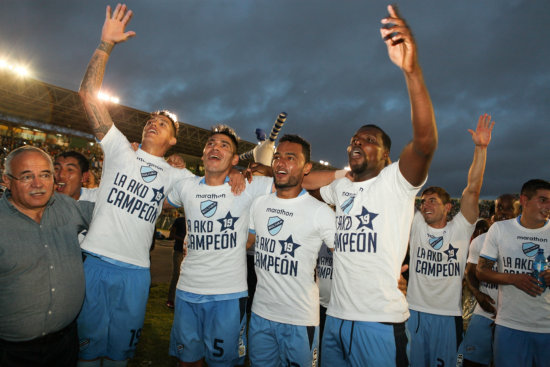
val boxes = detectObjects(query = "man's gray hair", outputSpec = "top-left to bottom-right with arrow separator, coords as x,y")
4,146 -> 54,176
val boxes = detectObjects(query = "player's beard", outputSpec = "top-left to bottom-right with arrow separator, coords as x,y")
350,160 -> 368,176
274,175 -> 300,190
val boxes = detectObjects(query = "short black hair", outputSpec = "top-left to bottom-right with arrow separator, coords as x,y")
55,151 -> 89,173
421,186 -> 451,205
210,124 -> 239,153
521,179 -> 550,199
278,134 -> 311,163
358,124 -> 392,152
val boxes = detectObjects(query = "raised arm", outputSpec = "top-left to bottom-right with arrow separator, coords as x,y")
380,5 -> 437,186
460,114 -> 494,223
79,4 -> 136,140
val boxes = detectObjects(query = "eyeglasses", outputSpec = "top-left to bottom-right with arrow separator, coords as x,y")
6,172 -> 53,184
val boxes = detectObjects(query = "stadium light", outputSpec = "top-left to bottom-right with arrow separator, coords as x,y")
98,91 -> 120,104
0,59 -> 31,77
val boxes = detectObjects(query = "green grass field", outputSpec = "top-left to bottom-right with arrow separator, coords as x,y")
129,283 -> 252,367
128,283 -> 178,367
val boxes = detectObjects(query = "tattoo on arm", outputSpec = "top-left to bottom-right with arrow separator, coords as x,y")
478,257 -> 495,271
84,100 -> 113,140
97,40 -> 114,55
80,53 -> 108,94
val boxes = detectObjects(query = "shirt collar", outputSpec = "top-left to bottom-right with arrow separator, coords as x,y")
199,176 -> 230,185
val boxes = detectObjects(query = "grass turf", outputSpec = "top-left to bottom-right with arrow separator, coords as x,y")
128,283 -> 178,367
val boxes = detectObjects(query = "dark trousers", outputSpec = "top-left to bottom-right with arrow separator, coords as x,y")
0,321 -> 78,367
168,249 -> 184,303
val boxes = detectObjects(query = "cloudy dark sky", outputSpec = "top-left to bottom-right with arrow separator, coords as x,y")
1,0 -> 548,198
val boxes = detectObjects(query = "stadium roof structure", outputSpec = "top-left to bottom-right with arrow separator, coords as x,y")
0,70 -> 256,160
0,70 -> 335,170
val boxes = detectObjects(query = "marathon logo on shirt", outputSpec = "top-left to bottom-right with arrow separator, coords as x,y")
187,216 -> 237,251
137,157 -> 165,172
414,243 -> 460,277
334,205 -> 379,253
106,172 -> 162,223
266,208 -> 294,217
254,234 -> 299,276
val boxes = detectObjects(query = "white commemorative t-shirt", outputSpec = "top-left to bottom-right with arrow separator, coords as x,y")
79,187 -> 99,203
249,191 -> 335,326
320,162 -> 423,323
81,125 -> 194,267
318,242 -> 333,308
407,211 -> 475,316
480,218 -> 550,333
168,176 -> 273,295
468,232 -> 498,319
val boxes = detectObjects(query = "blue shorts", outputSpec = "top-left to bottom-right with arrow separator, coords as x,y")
406,310 -> 462,367
249,313 -> 319,367
77,256 -> 150,360
169,294 -> 247,366
494,325 -> 550,367
321,316 -> 408,367
458,314 -> 494,365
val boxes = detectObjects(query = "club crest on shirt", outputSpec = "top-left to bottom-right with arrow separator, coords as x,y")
200,200 -> 218,218
341,196 -> 355,214
140,166 -> 158,183
268,216 -> 284,236
522,242 -> 539,257
428,235 -> 444,250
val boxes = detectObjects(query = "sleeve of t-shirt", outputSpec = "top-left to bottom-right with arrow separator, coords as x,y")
467,234 -> 484,264
248,196 -> 259,234
480,225 -> 499,261
388,161 -> 427,198
315,203 -> 336,249
172,167 -> 195,180
247,176 -> 273,197
452,211 -> 476,241
166,177 -> 194,208
99,125 -> 135,171
320,180 -> 338,206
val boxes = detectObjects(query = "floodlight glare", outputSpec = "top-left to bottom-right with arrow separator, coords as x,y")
14,66 -> 29,77
0,59 -> 31,77
98,91 -> 120,104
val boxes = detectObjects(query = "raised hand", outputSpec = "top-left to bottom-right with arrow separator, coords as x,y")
469,114 -> 495,148
166,154 -> 186,169
101,4 -> 136,45
380,5 -> 418,73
